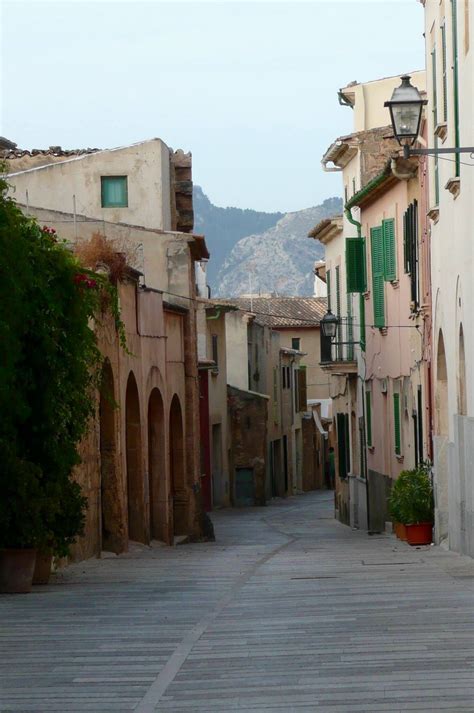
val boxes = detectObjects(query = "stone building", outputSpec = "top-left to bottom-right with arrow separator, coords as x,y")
5,139 -> 210,559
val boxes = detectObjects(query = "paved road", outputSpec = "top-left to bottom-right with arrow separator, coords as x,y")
1,491 -> 474,712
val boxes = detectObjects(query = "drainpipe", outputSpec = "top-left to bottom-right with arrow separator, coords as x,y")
344,204 -> 373,533
206,308 -> 221,321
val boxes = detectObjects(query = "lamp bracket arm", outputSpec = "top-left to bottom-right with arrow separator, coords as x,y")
404,145 -> 474,159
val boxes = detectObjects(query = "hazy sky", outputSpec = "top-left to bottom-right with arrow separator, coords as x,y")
2,1 -> 425,212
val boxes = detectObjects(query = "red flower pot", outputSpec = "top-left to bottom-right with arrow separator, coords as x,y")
406,522 -> 432,546
33,551 -> 53,585
394,522 -> 408,541
0,549 -> 37,593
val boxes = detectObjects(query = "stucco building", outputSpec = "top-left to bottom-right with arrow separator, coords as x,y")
422,0 -> 474,556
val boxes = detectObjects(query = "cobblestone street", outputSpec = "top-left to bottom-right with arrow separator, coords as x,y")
1,491 -> 474,712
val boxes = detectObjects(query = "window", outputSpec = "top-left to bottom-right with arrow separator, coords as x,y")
211,334 -> 218,367
393,391 -> 402,456
359,293 -> 366,352
432,45 -> 440,204
440,26 -> 448,122
452,0 -> 461,176
291,337 -> 300,351
346,237 -> 366,293
326,269 -> 332,311
403,200 -> 419,310
365,389 -> 372,448
382,218 -> 396,281
370,227 -> 385,328
335,265 -> 342,360
346,293 -> 354,361
101,176 -> 128,207
336,412 -> 350,479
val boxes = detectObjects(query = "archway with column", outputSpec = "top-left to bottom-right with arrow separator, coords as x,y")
99,359 -> 126,553
148,388 -> 166,542
125,371 -> 146,543
169,394 -> 186,537
458,325 -> 467,416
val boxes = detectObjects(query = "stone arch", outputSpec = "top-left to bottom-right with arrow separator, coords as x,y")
436,330 -> 449,436
169,394 -> 187,536
125,371 -> 146,543
148,388 -> 166,541
458,324 -> 467,416
99,359 -> 126,553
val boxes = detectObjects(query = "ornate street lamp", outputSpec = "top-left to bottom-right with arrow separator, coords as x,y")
320,310 -> 339,340
384,75 -> 426,149
385,75 -> 474,160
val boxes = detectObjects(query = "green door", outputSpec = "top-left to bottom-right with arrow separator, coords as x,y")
235,468 -> 255,506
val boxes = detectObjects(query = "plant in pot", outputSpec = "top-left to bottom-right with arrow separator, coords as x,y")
0,446 -> 46,593
388,474 -> 408,541
389,466 -> 434,546
33,479 -> 87,584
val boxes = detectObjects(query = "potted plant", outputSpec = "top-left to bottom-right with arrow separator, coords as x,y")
0,447 -> 45,593
388,465 -> 434,546
388,474 -> 408,541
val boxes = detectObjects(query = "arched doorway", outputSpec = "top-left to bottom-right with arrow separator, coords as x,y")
458,325 -> 467,416
148,388 -> 165,541
435,330 -> 449,542
436,331 -> 448,436
169,395 -> 186,536
99,360 -> 125,553
125,372 -> 146,543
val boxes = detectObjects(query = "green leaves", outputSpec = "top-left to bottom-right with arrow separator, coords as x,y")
388,465 -> 434,526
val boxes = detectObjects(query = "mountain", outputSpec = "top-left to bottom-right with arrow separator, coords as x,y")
212,197 -> 343,297
193,186 -> 283,286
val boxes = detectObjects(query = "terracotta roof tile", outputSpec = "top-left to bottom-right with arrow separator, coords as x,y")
220,296 -> 327,328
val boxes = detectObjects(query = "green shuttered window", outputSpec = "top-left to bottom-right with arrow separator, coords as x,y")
326,269 -> 331,312
346,237 -> 367,293
382,218 -> 396,281
370,226 -> 385,328
393,392 -> 401,455
366,390 -> 372,448
432,46 -> 440,205
101,176 -> 128,207
359,293 -> 366,352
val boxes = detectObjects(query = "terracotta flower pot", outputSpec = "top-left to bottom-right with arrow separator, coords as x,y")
0,548 -> 37,593
406,522 -> 432,546
33,551 -> 53,585
394,522 -> 408,541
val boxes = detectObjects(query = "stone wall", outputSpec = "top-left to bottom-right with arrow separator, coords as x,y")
227,386 -> 268,506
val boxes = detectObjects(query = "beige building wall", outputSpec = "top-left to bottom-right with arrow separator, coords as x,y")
424,0 -> 474,555
7,139 -> 173,231
276,328 -> 330,401
225,310 -> 251,391
206,312 -> 230,507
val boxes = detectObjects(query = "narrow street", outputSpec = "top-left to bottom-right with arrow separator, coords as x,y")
1,492 -> 474,712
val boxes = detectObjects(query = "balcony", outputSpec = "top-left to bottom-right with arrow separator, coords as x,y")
320,317 -> 358,375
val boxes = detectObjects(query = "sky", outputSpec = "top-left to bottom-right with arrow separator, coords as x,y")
1,1 -> 425,212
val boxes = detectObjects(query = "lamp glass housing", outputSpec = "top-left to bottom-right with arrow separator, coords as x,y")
384,75 -> 426,147
321,310 -> 339,339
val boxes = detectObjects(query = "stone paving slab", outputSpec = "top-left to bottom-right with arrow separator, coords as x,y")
1,492 -> 473,712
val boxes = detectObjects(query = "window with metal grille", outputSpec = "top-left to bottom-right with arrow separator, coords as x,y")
403,200 -> 419,311
393,391 -> 402,456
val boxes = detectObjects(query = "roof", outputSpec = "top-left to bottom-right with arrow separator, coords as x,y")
308,215 -> 343,243
219,296 -> 327,328
321,126 -> 393,170
345,156 -> 418,211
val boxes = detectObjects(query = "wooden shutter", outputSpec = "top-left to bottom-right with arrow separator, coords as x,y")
431,46 -> 440,205
383,219 -> 396,281
370,226 -> 385,328
346,238 -> 366,293
441,26 -> 447,122
326,269 -> 331,311
359,293 -> 366,352
335,266 -> 342,360
366,390 -> 372,447
393,392 -> 401,455
297,368 -> 307,412
337,413 -> 347,479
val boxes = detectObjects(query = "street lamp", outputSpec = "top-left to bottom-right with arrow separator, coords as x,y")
384,75 -> 426,149
385,75 -> 474,159
320,310 -> 339,340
